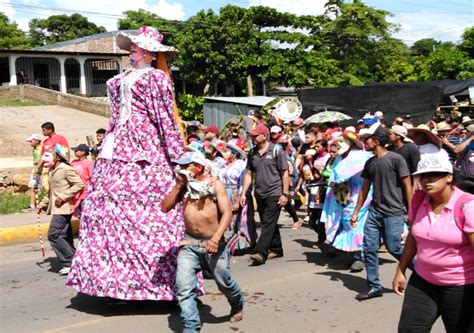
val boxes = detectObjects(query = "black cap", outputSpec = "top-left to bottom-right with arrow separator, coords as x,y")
404,114 -> 411,119
359,123 -> 389,139
72,144 -> 90,155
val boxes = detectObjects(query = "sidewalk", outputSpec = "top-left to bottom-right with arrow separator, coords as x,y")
0,211 -> 79,247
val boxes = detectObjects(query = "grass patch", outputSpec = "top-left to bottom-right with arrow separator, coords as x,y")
0,98 -> 50,107
0,192 -> 30,214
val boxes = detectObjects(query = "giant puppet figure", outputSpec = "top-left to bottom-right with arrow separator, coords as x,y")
67,26 -> 201,300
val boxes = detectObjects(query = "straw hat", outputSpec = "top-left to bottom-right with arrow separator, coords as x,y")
436,121 -> 452,132
116,26 -> 178,57
462,116 -> 474,126
407,124 -> 441,148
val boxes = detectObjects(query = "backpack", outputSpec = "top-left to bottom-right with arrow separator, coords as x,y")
410,189 -> 473,230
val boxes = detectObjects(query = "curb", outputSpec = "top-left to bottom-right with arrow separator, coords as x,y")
0,219 -> 79,247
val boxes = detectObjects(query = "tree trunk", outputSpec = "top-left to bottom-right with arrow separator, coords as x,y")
247,75 -> 253,96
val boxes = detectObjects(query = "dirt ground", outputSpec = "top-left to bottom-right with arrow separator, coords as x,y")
0,105 -> 109,159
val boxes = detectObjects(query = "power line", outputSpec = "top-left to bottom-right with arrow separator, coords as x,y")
1,0 -> 469,44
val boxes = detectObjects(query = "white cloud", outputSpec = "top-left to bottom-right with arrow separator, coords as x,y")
50,0 -> 186,31
2,0 -> 185,32
0,0 -> 16,17
389,11 -> 473,45
248,0 -> 327,16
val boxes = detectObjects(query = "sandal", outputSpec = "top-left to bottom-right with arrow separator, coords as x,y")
292,220 -> 302,230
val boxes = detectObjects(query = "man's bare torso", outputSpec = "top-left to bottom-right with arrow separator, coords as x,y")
182,174 -> 220,238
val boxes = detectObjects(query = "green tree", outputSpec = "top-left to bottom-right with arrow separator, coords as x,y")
0,12 -> 31,49
117,9 -> 179,46
319,0 -> 397,84
418,44 -> 471,80
372,38 -> 418,82
174,6 -> 255,92
410,38 -> 440,56
29,13 -> 106,46
459,26 -> 474,57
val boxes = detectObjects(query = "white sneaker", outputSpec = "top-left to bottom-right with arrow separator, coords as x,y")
58,267 -> 71,276
303,216 -> 310,222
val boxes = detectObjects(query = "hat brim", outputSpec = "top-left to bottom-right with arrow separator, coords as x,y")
116,32 -> 178,56
174,156 -> 192,165
185,145 -> 205,155
225,143 -> 246,159
412,167 -> 452,176
407,128 -> 441,148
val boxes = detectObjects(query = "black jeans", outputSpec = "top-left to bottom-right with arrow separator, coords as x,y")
308,208 -> 326,243
284,201 -> 299,223
398,271 -> 474,333
48,214 -> 75,268
254,195 -> 283,259
245,193 -> 258,247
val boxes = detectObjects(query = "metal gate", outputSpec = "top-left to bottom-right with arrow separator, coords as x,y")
85,59 -> 119,96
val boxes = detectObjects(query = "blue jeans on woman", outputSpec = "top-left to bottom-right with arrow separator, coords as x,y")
363,210 -> 405,291
175,235 -> 244,333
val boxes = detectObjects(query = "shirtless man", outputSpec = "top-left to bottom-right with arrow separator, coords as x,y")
161,151 -> 244,333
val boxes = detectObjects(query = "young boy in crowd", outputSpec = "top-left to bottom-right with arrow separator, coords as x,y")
39,145 -> 84,276
90,128 -> 105,161
70,144 -> 93,217
161,151 -> 244,333
25,133 -> 43,211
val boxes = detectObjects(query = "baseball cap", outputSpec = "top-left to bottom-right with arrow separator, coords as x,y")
72,144 -> 90,155
25,133 -> 43,142
359,123 -> 388,139
375,111 -> 383,117
174,151 -> 208,166
391,125 -> 408,138
270,125 -> 282,134
412,151 -> 453,175
248,123 -> 270,136
203,125 -> 220,135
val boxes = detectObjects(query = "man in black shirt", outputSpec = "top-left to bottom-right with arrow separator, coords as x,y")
240,123 -> 290,265
351,124 -> 412,300
389,125 -> 420,188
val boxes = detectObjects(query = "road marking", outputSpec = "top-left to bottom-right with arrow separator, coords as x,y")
43,268 -> 322,333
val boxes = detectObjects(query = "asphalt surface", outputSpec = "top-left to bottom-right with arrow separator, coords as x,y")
0,213 -> 444,333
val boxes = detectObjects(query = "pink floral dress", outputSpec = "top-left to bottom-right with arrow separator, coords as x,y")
66,66 -> 202,300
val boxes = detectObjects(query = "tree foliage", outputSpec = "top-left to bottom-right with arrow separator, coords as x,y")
29,13 -> 106,46
117,9 -> 179,46
1,4 -> 472,99
0,12 -> 30,49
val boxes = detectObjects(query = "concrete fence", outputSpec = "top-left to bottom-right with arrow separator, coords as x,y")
0,85 -> 110,117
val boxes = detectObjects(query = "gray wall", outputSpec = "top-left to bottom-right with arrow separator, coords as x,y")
203,101 -> 254,127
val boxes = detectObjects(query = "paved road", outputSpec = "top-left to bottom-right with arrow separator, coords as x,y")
1,214 -> 443,333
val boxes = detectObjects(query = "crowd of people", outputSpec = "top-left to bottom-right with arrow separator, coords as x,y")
23,25 -> 473,333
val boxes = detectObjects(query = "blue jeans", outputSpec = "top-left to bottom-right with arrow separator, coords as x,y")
176,236 -> 244,333
363,210 -> 404,290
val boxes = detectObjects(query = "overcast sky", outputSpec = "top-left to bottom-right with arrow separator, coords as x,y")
1,0 -> 473,45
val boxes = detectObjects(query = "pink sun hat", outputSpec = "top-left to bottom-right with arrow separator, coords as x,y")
116,26 -> 178,57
